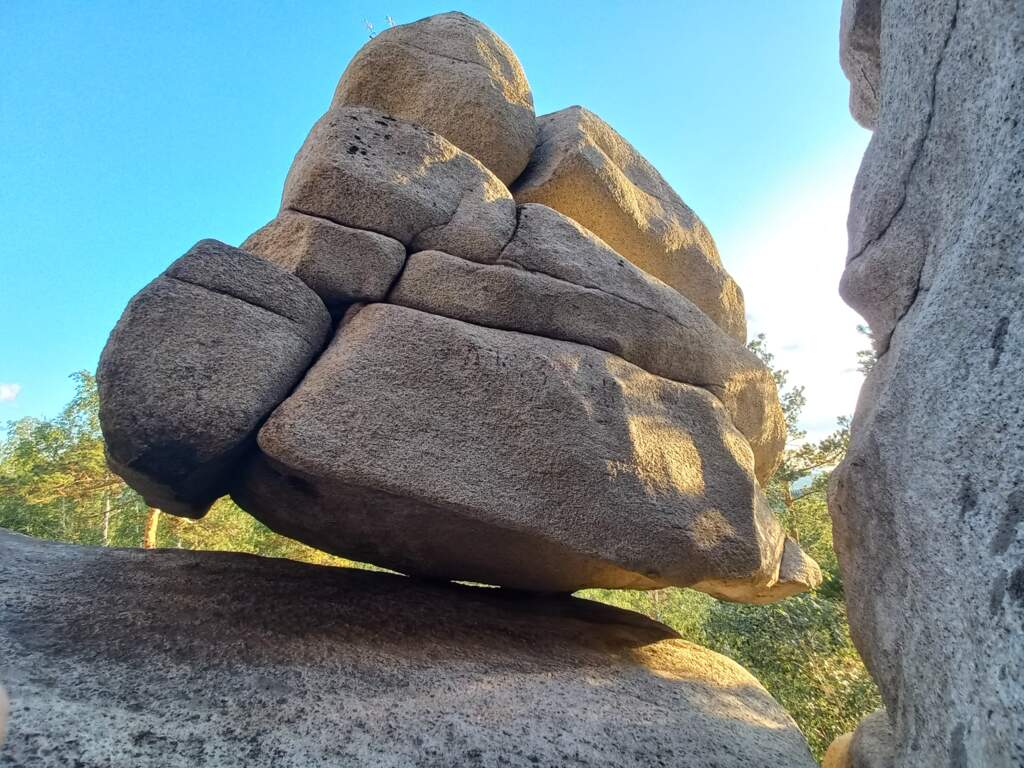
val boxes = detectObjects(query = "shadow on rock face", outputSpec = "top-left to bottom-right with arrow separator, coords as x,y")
230,304 -> 812,601
0,528 -> 817,768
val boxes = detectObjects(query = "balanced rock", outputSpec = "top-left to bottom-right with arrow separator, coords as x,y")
831,0 -> 1024,764
233,303 -> 817,601
512,106 -> 746,342
281,105 -> 515,262
97,240 -> 330,518
96,13 -> 817,610
333,12 -> 536,186
390,202 -> 785,482
242,210 -> 406,312
0,529 -> 817,768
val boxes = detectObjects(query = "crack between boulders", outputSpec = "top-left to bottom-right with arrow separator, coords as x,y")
382,246 -> 413,298
847,0 -> 960,269
498,203 -> 523,253
496,213 -> 704,333
391,252 -> 736,415
384,38 -> 491,73
284,206 -> 409,245
858,60 -> 879,104
166,275 -> 322,354
495,255 -> 686,323
409,200 -> 465,250
869,0 -> 960,358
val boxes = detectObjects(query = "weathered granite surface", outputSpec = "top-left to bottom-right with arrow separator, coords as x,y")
0,529 -> 817,768
831,0 -> 1024,765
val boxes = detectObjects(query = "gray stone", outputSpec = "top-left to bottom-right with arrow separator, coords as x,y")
822,710 -> 896,768
0,685 -> 6,751
281,106 -> 516,262
242,210 -> 406,310
849,711 -> 896,768
389,203 -> 785,482
839,0 -> 881,129
831,1 -> 1024,765
234,303 -> 818,601
511,106 -> 746,342
0,528 -> 817,768
333,12 -> 536,186
97,239 -> 331,519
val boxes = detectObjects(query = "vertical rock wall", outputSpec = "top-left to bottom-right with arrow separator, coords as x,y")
831,1 -> 1024,765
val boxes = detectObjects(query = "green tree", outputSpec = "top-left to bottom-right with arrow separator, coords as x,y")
0,372 -> 357,567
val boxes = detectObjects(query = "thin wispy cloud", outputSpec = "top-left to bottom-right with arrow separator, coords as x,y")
0,383 -> 22,403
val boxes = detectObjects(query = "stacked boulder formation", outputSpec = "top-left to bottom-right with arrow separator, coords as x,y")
827,0 -> 1024,766
0,12 -> 823,767
96,12 -> 818,603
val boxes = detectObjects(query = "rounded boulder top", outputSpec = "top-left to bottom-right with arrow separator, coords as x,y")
332,11 -> 537,186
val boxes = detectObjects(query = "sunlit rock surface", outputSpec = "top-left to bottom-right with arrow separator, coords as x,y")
232,303 -> 816,600
96,11 -> 814,602
512,106 -> 746,342
0,529 -> 817,768
333,12 -> 537,186
831,0 -> 1024,764
391,202 -> 785,483
282,105 -> 516,263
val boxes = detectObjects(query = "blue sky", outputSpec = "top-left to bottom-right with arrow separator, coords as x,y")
0,1 -> 869,439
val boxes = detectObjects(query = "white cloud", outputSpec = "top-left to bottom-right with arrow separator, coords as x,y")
0,383 -> 21,403
717,141 -> 870,443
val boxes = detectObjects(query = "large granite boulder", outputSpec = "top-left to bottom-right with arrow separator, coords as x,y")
94,13 -> 812,612
233,303 -> 818,602
390,203 -> 785,482
0,528 -> 818,768
512,106 -> 746,342
242,210 -> 406,312
333,12 -> 536,186
281,106 -> 516,262
96,240 -> 331,518
830,0 -> 1024,765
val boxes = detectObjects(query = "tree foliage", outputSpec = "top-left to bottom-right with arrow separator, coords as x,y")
0,372 -> 354,566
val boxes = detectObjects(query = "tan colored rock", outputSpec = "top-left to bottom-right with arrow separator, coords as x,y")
97,240 -> 331,519
0,528 -> 818,767
234,303 -> 818,601
242,210 -> 406,311
822,732 -> 854,768
333,12 -> 536,186
512,106 -> 746,342
281,106 -> 515,262
389,204 -> 785,482
822,711 -> 895,768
